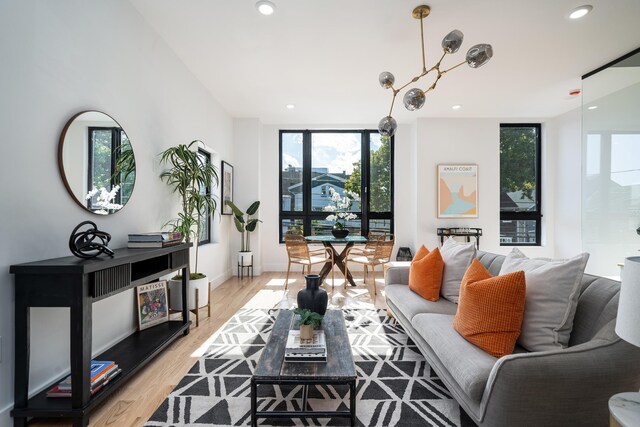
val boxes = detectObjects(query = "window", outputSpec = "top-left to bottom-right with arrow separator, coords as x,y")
87,127 -> 134,209
500,124 -> 542,245
279,130 -> 394,241
197,148 -> 211,245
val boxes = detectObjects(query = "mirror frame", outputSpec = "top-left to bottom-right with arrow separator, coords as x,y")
58,110 -> 136,214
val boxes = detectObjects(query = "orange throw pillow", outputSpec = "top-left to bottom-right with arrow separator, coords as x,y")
453,259 -> 526,358
409,245 -> 444,301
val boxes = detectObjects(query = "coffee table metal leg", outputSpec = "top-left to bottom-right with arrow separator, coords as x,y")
251,379 -> 257,427
350,380 -> 356,427
302,384 -> 309,411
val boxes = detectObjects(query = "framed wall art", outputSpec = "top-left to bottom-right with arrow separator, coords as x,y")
437,164 -> 478,218
136,281 -> 169,330
221,161 -> 234,215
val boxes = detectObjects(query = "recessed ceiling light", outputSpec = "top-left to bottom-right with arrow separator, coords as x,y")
256,1 -> 276,16
452,104 -> 462,110
587,105 -> 598,110
286,104 -> 295,109
569,5 -> 593,19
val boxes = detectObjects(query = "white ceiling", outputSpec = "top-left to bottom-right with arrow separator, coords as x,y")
130,0 -> 640,125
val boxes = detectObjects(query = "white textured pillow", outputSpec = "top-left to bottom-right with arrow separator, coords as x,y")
440,237 -> 477,303
499,248 -> 589,351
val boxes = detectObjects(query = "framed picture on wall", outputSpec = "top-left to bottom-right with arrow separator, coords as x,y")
221,161 -> 234,215
136,281 -> 169,331
437,164 -> 478,218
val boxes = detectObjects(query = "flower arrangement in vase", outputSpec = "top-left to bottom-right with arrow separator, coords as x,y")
323,187 -> 359,238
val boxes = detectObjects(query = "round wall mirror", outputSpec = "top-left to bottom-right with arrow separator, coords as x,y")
58,111 -> 136,215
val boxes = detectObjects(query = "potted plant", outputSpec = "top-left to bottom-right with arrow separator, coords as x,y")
226,200 -> 261,269
159,140 -> 218,311
294,308 -> 323,340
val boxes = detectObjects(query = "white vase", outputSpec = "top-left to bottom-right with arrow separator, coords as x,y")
168,276 -> 209,311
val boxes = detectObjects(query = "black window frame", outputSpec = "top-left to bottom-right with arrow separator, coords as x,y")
197,148 -> 212,245
499,123 -> 542,246
87,126 -> 122,209
279,129 -> 394,242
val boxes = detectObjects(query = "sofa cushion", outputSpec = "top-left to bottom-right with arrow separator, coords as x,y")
440,237 -> 477,303
499,248 -> 589,351
386,285 -> 457,320
408,246 -> 444,301
453,259 -> 526,357
414,313 -> 497,402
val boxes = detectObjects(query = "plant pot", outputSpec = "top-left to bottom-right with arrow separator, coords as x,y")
299,324 -> 314,340
297,274 -> 328,315
168,275 -> 209,311
331,228 -> 349,239
238,251 -> 253,267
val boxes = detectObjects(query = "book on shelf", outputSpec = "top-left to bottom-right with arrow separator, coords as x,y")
127,231 -> 182,242
47,366 -> 121,398
128,239 -> 182,248
57,362 -> 119,391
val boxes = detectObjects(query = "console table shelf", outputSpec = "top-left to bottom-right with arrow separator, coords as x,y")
10,243 -> 192,427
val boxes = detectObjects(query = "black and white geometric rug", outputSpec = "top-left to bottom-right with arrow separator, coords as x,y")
144,308 -> 475,426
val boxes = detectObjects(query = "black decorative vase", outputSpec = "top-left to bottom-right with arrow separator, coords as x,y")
331,228 -> 349,239
297,274 -> 328,315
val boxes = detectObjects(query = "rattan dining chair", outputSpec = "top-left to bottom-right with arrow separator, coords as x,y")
344,235 -> 394,295
284,235 -> 334,290
346,229 -> 387,257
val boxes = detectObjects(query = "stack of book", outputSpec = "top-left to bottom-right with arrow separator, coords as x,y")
128,232 -> 182,248
47,360 -> 121,398
284,330 -> 327,362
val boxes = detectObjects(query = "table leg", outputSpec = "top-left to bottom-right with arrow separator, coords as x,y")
251,379 -> 257,427
350,380 -> 357,427
317,242 -> 357,286
302,384 -> 309,411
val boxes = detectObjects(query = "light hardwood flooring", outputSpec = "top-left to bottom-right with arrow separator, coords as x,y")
32,268 -> 388,427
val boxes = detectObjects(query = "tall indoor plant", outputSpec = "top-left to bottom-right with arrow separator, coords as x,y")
159,140 -> 218,310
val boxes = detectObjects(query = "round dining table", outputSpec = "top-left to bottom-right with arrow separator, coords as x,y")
304,235 -> 368,287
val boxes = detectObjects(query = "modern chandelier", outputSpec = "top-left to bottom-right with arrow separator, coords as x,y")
378,5 -> 494,138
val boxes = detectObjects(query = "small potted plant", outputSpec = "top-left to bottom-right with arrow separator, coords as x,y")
294,308 -> 323,340
322,187 -> 359,238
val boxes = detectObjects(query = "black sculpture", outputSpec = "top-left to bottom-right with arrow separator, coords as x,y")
69,221 -> 114,259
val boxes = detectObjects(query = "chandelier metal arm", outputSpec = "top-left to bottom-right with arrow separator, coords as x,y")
377,5 -> 494,138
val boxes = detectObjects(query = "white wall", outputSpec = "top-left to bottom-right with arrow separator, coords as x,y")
0,0 -> 234,422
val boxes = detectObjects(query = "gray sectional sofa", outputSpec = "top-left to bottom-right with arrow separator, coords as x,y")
385,250 -> 640,427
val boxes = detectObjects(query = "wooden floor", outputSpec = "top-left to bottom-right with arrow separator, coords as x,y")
32,269 -> 388,427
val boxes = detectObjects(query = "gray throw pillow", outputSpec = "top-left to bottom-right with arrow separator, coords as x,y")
440,238 -> 477,303
499,248 -> 589,351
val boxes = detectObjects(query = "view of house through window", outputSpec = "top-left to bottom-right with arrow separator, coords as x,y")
499,124 -> 541,245
280,130 -> 393,241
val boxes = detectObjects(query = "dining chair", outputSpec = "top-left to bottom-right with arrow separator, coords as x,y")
347,229 -> 387,257
284,236 -> 334,290
344,235 -> 394,295
284,230 -> 325,255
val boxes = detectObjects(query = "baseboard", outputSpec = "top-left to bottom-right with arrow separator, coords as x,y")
0,404 -> 11,426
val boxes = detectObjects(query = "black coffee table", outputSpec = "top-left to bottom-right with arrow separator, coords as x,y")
251,309 -> 357,426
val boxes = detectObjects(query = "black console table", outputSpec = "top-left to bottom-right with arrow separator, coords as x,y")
9,243 -> 192,427
437,227 -> 482,249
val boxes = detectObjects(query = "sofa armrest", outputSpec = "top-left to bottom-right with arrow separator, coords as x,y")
385,263 -> 410,286
480,334 -> 640,427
